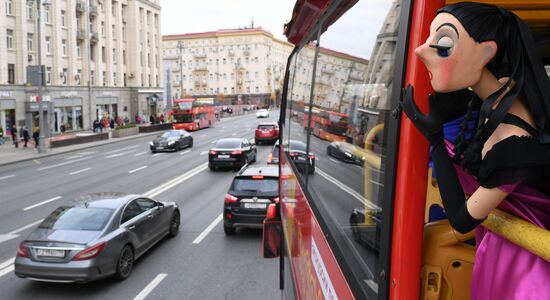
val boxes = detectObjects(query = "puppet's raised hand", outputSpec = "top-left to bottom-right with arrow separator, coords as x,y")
402,84 -> 444,145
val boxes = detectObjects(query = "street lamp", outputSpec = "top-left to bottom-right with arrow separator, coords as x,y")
177,41 -> 184,98
29,0 -> 50,153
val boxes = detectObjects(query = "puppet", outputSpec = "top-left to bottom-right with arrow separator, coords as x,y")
402,2 -> 550,299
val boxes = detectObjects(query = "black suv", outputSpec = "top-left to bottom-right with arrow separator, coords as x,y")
223,164 -> 279,235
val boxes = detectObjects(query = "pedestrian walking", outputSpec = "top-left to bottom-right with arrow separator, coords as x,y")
0,126 -> 5,145
32,127 -> 39,149
159,114 -> 165,124
22,127 -> 30,148
149,114 -> 155,124
109,118 -> 115,129
11,124 -> 18,148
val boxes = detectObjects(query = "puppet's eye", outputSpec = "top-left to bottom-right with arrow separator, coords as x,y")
433,36 -> 454,57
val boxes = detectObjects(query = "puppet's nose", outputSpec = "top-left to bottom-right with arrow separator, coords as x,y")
415,42 -> 429,61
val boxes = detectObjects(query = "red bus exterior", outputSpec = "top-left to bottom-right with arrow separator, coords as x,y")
303,107 -> 350,142
172,98 -> 216,131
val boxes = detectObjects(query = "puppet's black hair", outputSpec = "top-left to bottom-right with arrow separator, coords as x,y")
437,2 -> 550,172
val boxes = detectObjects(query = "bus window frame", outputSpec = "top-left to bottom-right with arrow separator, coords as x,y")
277,0 -> 413,298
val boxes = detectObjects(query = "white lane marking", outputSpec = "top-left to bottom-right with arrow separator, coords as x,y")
104,145 -> 139,155
77,151 -> 97,155
106,149 -> 137,158
152,153 -> 165,157
200,151 -> 208,155
65,155 -> 84,160
180,150 -> 191,155
38,156 -> 92,171
0,174 -> 15,181
231,133 -> 237,136
133,273 -> 167,300
144,163 -> 207,198
0,265 -> 14,278
329,158 -> 340,164
211,141 -> 216,144
129,166 -> 148,174
200,134 -> 207,137
69,168 -> 91,175
316,169 -> 379,210
23,196 -> 63,211
134,151 -> 147,157
192,214 -> 223,244
0,219 -> 43,243
0,257 -> 14,270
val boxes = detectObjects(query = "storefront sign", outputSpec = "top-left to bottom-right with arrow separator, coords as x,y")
102,92 -> 114,96
60,91 -> 79,98
0,91 -> 13,98
29,95 -> 52,102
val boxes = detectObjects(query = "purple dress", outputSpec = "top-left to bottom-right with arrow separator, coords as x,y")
446,137 -> 550,299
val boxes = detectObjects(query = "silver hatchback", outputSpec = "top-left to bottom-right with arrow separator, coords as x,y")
14,193 -> 180,283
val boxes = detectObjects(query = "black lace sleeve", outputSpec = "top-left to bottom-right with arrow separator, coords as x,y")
477,136 -> 550,190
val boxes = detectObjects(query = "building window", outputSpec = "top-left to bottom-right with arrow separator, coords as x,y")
6,0 -> 13,16
123,50 -> 126,64
45,36 -> 51,54
46,67 -> 51,85
7,64 -> 15,84
91,70 -> 95,85
254,57 -> 259,63
62,68 -> 67,85
77,42 -> 82,58
27,33 -> 33,52
230,73 -> 234,80
44,6 -> 50,23
102,47 -> 106,63
27,4 -> 33,19
255,86 -> 259,93
61,10 -> 66,27
113,72 -> 117,86
223,58 -> 226,64
102,71 -> 106,86
231,87 -> 234,94
122,25 -> 126,41
255,72 -> 258,78
223,87 -> 227,94
101,22 -> 105,36
112,25 -> 115,39
112,48 -> 116,63
216,59 -> 219,65
77,69 -> 82,85
6,29 -> 13,49
112,2 -> 116,16
62,39 -> 67,56
223,73 -> 227,80
148,53 -> 151,67
90,45 -> 95,61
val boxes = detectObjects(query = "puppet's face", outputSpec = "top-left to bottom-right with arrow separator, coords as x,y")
415,13 -> 494,92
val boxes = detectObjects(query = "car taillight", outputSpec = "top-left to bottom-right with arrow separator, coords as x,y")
309,155 -> 315,159
231,150 -> 242,155
224,194 -> 238,204
73,242 -> 106,261
289,152 -> 297,157
267,153 -> 273,162
252,175 -> 264,179
17,243 -> 29,258
209,150 -> 217,155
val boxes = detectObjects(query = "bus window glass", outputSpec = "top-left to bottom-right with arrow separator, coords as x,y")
303,0 -> 401,296
283,54 -> 299,147
173,114 -> 193,123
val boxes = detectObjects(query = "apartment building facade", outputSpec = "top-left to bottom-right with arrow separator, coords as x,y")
162,28 -> 369,114
0,0 -> 162,137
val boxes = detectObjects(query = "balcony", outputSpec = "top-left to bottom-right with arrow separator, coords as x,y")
194,66 -> 208,72
193,52 -> 207,59
321,67 -> 334,75
76,0 -> 86,14
76,29 -> 86,40
349,74 -> 365,82
90,32 -> 99,43
243,48 -> 250,56
89,4 -> 98,17
228,50 -> 235,57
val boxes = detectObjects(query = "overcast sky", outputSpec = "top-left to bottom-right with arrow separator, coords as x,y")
160,0 -> 392,60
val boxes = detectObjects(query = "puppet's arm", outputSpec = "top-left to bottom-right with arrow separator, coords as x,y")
402,85 -> 494,233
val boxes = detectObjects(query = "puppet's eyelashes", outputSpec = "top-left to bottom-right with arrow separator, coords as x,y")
429,44 -> 452,58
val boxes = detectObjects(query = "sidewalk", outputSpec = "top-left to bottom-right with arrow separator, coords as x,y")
0,130 -> 160,167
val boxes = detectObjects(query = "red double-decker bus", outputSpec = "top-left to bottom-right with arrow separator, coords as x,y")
172,98 -> 216,131
303,106 -> 350,142
261,0 -> 550,299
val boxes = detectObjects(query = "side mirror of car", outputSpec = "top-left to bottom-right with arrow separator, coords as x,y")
262,204 -> 281,259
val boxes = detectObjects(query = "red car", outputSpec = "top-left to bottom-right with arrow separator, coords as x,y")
254,122 -> 279,145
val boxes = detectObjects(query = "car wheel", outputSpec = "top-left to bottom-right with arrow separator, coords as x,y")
114,245 -> 134,280
175,142 -> 181,151
168,210 -> 180,238
224,222 -> 236,235
189,138 -> 194,148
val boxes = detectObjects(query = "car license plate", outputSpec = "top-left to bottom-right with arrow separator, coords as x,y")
218,155 -> 230,159
36,248 -> 65,258
156,146 -> 164,150
244,203 -> 267,209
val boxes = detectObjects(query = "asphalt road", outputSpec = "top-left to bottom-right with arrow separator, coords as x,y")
0,112 -> 282,300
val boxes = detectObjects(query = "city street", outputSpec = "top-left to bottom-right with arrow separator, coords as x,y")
0,113 -> 281,300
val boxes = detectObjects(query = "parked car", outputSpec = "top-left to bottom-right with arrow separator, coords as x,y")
150,130 -> 193,153
256,109 -> 270,118
268,140 -> 315,174
254,122 -> 279,145
14,193 -> 180,283
326,141 -> 366,165
209,138 -> 257,171
223,164 -> 279,235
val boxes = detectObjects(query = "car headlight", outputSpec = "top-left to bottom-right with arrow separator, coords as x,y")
168,140 -> 175,145
149,141 -> 154,146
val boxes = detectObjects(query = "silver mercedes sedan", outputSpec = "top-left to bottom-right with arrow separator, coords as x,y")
14,193 -> 180,283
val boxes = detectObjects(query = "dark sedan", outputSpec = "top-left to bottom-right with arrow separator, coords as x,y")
150,130 -> 193,153
326,141 -> 366,165
209,138 -> 257,171
14,193 -> 180,283
268,140 -> 315,174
